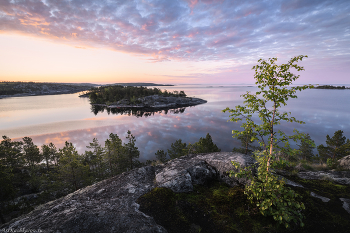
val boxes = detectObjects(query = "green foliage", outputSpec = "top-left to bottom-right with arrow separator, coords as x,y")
223,56 -> 312,228
297,133 -> 316,161
326,158 -> 338,169
317,130 -> 350,161
168,139 -> 188,159
190,133 -> 221,154
230,155 -> 305,228
84,138 -> 106,179
22,137 -> 41,170
155,149 -> 168,163
223,55 -> 313,156
86,85 -> 187,104
41,142 -> 57,170
167,133 -> 221,159
0,136 -> 23,167
124,130 -> 140,170
104,133 -> 125,175
58,142 -> 89,191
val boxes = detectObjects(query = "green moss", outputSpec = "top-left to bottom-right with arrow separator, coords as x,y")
137,178 -> 350,233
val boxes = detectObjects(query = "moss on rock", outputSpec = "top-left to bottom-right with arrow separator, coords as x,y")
137,178 -> 350,233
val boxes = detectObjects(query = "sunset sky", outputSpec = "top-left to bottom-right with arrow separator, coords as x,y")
0,0 -> 349,84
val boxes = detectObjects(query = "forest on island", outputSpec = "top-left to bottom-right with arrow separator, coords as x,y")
84,85 -> 186,104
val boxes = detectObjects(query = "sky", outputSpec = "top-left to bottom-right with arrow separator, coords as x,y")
0,0 -> 349,84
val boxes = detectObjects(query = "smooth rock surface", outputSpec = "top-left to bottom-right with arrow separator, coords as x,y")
339,198 -> 350,214
310,192 -> 330,202
298,170 -> 350,185
338,155 -> 350,170
0,152 -> 255,233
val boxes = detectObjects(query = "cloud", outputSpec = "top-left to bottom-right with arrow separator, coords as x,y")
0,0 -> 349,64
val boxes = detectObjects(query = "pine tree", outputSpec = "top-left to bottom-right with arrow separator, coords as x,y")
59,142 -> 89,191
124,131 -> 140,170
104,133 -> 125,175
155,149 -> 168,163
317,130 -> 350,161
297,133 -> 315,161
192,133 -> 221,154
168,139 -> 187,159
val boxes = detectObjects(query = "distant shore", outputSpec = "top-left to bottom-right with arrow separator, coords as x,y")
313,85 -> 350,89
0,82 -> 174,99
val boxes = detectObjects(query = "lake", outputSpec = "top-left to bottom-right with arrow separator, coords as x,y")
1,85 -> 349,161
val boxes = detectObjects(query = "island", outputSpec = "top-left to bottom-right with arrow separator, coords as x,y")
84,85 -> 207,116
313,85 -> 349,89
0,81 -> 97,99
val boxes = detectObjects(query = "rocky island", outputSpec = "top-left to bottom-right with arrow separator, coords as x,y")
96,95 -> 207,109
84,85 -> 207,113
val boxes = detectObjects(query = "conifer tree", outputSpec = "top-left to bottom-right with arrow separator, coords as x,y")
124,131 -> 140,170
59,142 -> 89,191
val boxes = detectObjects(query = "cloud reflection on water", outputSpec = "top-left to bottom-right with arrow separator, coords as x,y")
5,86 -> 350,162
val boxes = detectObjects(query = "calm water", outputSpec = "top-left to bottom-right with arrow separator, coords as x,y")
1,85 -> 349,161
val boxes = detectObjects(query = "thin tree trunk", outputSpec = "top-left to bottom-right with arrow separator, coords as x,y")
267,89 -> 277,174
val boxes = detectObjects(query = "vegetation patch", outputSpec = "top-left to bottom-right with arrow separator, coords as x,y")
137,178 -> 350,233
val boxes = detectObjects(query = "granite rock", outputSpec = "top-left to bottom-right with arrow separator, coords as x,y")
0,152 -> 255,233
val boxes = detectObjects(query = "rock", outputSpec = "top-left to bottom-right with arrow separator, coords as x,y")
0,152 -> 255,233
298,170 -> 350,185
106,95 -> 207,109
310,192 -> 330,202
339,198 -> 350,214
338,155 -> 350,170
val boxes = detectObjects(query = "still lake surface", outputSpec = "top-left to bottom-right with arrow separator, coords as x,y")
1,85 -> 349,161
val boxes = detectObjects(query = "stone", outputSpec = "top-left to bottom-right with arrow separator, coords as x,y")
0,152 -> 255,233
338,155 -> 350,170
297,170 -> 350,185
310,192 -> 330,202
106,95 -> 207,109
339,198 -> 350,214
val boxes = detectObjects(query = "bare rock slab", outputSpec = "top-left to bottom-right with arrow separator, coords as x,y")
1,152 -> 255,233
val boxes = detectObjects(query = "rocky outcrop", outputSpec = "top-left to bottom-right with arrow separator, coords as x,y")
0,152 -> 254,233
100,95 -> 207,109
297,170 -> 350,185
338,155 -> 350,170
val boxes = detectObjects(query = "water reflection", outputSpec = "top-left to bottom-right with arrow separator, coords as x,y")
2,85 -> 350,163
91,104 -> 187,117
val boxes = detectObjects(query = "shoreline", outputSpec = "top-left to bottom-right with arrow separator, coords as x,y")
0,90 -> 86,99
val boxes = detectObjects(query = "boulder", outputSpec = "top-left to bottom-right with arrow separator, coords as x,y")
0,152 -> 255,233
338,155 -> 350,170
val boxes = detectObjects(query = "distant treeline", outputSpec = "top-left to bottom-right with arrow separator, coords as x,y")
314,85 -> 349,89
84,85 -> 186,104
0,81 -> 95,96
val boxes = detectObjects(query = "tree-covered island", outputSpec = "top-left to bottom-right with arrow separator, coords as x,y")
83,85 -> 207,109
313,85 -> 349,89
